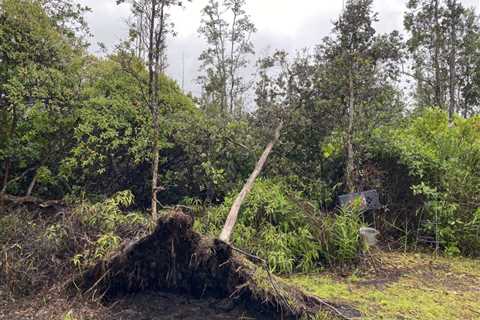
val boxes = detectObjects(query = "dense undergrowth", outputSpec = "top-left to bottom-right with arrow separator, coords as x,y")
195,179 -> 366,274
370,109 -> 480,256
0,191 -> 149,297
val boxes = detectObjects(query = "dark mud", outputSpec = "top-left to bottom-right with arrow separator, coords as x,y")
108,291 -> 269,320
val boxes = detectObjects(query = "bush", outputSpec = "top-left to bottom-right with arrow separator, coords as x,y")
322,201 -> 365,266
195,179 -> 321,273
195,179 -> 366,272
371,108 -> 480,255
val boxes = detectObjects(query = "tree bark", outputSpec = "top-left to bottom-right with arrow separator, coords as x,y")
147,0 -> 167,221
26,173 -> 37,197
345,68 -> 355,193
229,8 -> 237,114
1,160 -> 10,194
448,0 -> 457,123
433,0 -> 444,109
219,122 -> 283,243
147,0 -> 158,220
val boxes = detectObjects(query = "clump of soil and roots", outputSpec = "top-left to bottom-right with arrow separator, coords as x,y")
73,210 -> 352,319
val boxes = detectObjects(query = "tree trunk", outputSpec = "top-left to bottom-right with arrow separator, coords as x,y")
1,160 -> 10,194
229,10 -> 237,114
26,173 -> 37,197
345,68 -> 355,193
448,0 -> 457,123
151,134 -> 160,221
2,105 -> 17,194
433,0 -> 444,109
219,122 -> 283,243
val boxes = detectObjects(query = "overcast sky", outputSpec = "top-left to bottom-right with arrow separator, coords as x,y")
80,0 -> 480,95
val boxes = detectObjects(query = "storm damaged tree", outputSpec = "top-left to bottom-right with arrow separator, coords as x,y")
219,50 -> 311,243
116,0 -> 187,220
198,0 -> 256,115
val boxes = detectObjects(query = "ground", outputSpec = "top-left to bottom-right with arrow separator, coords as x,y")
287,251 -> 480,320
1,251 -> 478,319
0,289 -> 260,320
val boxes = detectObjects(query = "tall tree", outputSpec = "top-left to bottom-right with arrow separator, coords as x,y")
116,0 -> 186,220
318,0 -> 404,192
405,0 -> 480,120
457,9 -> 480,117
0,0 -> 86,199
198,0 -> 256,115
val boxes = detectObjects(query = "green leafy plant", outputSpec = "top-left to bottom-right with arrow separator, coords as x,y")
372,108 -> 480,255
321,199 -> 364,266
196,179 -> 321,273
71,190 -> 149,270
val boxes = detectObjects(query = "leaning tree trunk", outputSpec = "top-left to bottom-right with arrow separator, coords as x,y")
219,122 -> 283,243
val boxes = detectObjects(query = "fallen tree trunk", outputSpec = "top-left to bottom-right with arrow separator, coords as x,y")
73,211 -> 356,319
219,122 -> 283,243
0,193 -> 64,209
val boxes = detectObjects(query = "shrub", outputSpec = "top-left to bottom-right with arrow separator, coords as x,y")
195,179 -> 321,273
195,179 -> 368,272
328,202 -> 364,265
0,191 -> 149,297
371,108 -> 480,255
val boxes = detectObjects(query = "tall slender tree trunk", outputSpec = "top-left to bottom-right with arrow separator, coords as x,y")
147,0 -> 159,220
149,0 -> 167,221
151,111 -> 160,220
229,11 -> 237,114
1,160 -> 10,194
345,68 -> 355,193
1,105 -> 17,195
217,5 -> 228,113
219,122 -> 283,243
433,0 -> 443,109
448,0 -> 457,123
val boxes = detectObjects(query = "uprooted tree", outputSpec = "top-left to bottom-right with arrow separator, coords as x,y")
74,210 -> 358,319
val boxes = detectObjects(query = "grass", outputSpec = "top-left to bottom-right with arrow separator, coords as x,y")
287,251 -> 480,320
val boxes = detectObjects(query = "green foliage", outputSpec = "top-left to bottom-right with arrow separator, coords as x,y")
63,310 -> 78,320
324,201 -> 364,265
0,0 -> 85,198
71,190 -> 149,269
196,179 -> 321,273
372,108 -> 480,255
198,0 -> 256,113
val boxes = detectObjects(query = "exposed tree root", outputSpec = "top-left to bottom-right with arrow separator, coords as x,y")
72,210 -> 358,319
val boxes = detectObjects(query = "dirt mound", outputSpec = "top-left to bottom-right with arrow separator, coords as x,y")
73,210 -> 350,319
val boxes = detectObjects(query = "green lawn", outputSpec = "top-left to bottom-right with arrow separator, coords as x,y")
288,252 -> 480,320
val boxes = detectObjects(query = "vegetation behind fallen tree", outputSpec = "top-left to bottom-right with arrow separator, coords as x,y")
1,1 -> 480,315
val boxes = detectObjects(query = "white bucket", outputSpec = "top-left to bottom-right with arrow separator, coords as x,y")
359,227 -> 380,247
